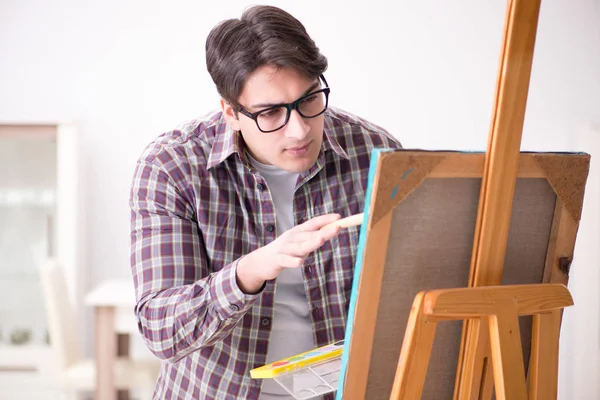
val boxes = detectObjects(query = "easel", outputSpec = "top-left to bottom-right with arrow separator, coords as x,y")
391,284 -> 573,400
337,0 -> 589,399
396,0 -> 565,399
454,1 -> 545,398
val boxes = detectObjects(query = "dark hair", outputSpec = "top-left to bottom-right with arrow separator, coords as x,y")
206,5 -> 328,112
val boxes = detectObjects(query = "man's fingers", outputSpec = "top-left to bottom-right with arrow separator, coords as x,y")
297,213 -> 341,231
277,254 -> 304,269
280,240 -> 319,258
287,231 -> 325,243
319,213 -> 363,231
282,227 -> 341,256
319,224 -> 341,240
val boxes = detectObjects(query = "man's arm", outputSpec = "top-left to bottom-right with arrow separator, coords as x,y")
130,153 -> 343,363
129,158 -> 261,363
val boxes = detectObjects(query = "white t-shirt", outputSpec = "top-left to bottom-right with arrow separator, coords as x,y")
247,154 -> 315,399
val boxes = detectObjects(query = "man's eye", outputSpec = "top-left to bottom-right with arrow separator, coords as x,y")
302,95 -> 317,103
261,108 -> 283,118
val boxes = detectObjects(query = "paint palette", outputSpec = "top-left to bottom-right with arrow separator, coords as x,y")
250,340 -> 344,399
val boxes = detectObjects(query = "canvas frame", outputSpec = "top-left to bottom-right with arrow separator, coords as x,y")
335,149 -> 590,400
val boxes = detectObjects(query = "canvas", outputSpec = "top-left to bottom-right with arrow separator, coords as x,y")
336,149 -> 590,400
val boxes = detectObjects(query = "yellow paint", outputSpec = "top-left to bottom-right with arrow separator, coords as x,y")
250,341 -> 343,379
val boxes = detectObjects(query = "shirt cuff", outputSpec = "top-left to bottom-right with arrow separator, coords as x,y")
210,257 -> 263,320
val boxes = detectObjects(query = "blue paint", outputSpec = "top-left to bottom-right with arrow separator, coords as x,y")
401,167 -> 415,180
391,168 -> 414,199
336,147 -> 394,399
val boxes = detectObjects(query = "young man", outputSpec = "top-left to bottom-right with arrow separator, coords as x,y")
129,5 -> 402,399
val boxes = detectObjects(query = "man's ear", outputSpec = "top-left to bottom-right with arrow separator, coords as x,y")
220,99 -> 241,131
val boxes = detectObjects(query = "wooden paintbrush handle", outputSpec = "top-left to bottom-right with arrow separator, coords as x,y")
320,213 -> 364,231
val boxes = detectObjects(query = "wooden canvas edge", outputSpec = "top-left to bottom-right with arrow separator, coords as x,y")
338,150 -> 590,400
527,198 -> 581,398
336,147 -> 390,399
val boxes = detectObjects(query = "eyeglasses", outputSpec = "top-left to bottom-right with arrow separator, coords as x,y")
238,75 -> 330,133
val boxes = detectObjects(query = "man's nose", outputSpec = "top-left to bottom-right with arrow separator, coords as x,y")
284,110 -> 310,140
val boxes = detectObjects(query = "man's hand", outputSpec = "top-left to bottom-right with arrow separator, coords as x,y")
236,213 -> 342,294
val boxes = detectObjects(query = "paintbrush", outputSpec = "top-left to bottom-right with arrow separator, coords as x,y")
320,213 -> 364,231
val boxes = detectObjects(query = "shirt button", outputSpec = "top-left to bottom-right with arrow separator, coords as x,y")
257,183 -> 265,190
230,304 -> 239,312
265,224 -> 274,232
261,317 -> 271,327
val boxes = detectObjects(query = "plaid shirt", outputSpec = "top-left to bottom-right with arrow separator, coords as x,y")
129,107 -> 402,399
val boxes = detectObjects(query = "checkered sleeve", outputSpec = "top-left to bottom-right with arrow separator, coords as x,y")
129,157 -> 261,363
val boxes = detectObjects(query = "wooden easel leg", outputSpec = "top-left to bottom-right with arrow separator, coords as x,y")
395,284 -> 571,400
455,320 -> 490,400
455,0 -> 543,396
487,300 -> 528,400
528,309 -> 561,399
390,292 -> 438,400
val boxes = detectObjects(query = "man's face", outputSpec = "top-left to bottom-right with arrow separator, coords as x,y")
221,65 -> 326,173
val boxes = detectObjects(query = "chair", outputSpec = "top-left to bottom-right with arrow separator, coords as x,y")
40,258 -> 160,399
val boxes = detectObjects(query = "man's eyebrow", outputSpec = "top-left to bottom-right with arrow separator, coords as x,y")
250,81 -> 321,109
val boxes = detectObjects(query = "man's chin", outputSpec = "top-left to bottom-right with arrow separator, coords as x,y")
278,154 -> 319,174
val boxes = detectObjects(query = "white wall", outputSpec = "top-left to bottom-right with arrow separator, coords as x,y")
1,0 -> 598,398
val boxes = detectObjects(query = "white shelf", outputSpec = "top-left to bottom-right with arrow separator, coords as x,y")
0,189 -> 56,207
0,124 -> 78,400
0,344 -> 57,385
0,344 -> 52,364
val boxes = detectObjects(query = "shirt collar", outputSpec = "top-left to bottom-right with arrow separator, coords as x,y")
207,110 -> 349,170
206,116 -> 247,170
322,112 -> 350,160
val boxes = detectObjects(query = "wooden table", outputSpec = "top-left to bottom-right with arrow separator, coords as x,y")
85,279 -> 137,400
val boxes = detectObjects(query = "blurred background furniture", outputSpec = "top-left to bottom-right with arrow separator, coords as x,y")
41,259 -> 160,400
0,123 -> 71,399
